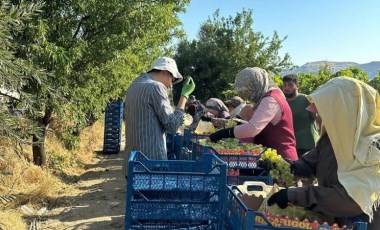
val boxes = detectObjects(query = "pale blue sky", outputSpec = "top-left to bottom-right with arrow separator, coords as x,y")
179,0 -> 380,66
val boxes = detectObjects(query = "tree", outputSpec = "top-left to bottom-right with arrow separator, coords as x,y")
175,9 -> 292,102
297,64 -> 334,95
331,67 -> 369,83
369,70 -> 380,93
0,1 -> 48,152
12,0 -> 190,165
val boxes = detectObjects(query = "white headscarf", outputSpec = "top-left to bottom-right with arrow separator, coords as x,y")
308,77 -> 380,221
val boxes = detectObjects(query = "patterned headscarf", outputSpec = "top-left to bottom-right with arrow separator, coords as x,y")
233,67 -> 276,103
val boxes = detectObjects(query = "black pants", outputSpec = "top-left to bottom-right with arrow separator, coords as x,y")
296,148 -> 311,158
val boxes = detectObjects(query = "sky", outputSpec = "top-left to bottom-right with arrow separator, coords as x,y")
178,0 -> 380,66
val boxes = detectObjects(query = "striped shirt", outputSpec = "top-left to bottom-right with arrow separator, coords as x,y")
123,73 -> 184,176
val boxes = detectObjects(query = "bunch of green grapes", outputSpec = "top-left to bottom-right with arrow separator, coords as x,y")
260,148 -> 294,187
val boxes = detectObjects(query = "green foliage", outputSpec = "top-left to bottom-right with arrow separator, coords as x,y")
293,66 -> 373,96
0,1 -> 48,143
175,9 -> 292,101
369,71 -> 380,92
222,89 -> 239,100
11,0 -> 190,151
61,131 -> 81,150
331,67 -> 369,83
273,75 -> 283,88
48,150 -> 68,171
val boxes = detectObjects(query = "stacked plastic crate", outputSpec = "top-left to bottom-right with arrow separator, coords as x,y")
176,129 -> 209,160
103,100 -> 123,154
166,133 -> 176,159
125,151 -> 227,229
189,142 -> 269,185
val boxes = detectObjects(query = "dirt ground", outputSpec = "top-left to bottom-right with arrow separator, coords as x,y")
39,149 -> 127,230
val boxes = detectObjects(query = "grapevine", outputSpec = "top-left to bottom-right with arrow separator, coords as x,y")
260,148 -> 294,187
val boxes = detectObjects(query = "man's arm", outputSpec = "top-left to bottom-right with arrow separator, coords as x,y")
151,84 -> 184,134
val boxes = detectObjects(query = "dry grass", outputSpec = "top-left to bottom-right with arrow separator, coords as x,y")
0,119 -> 105,230
0,209 -> 27,230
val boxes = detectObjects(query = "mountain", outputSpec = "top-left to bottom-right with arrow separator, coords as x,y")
282,61 -> 380,80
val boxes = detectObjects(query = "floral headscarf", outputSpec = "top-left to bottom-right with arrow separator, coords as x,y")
233,67 -> 277,103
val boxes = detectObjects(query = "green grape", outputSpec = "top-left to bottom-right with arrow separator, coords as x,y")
260,148 -> 294,187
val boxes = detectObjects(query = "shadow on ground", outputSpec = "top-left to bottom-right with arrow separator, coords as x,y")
39,151 -> 127,230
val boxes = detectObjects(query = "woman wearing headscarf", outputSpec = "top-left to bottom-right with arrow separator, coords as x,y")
209,67 -> 298,160
266,77 -> 380,229
204,98 -> 230,118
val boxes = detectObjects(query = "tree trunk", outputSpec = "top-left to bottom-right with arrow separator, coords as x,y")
32,132 -> 46,166
32,107 -> 53,166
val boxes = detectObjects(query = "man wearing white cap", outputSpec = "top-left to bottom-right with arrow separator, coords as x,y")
123,57 -> 195,177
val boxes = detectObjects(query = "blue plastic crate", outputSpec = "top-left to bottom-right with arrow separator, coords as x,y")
104,139 -> 121,145
104,123 -> 122,129
192,142 -> 263,169
225,186 -> 301,230
166,133 -> 175,151
125,151 -> 227,230
103,100 -> 123,154
106,100 -> 123,109
166,133 -> 191,160
103,143 -> 121,149
104,133 -> 122,139
104,117 -> 123,123
180,147 -> 193,161
102,148 -> 120,154
183,129 -> 209,149
173,134 -> 184,159
181,148 -> 271,186
225,186 -> 368,230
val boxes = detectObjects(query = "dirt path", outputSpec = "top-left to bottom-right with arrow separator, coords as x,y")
39,150 -> 127,230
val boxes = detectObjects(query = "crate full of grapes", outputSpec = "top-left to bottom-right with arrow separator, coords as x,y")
225,183 -> 368,230
192,138 -> 265,169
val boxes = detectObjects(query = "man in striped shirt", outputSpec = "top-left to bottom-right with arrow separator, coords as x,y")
123,57 -> 195,177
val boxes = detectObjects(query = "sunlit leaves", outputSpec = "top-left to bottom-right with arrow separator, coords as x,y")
0,0 -> 48,142
175,9 -> 292,101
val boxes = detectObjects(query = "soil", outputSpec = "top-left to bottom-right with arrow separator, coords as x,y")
39,150 -> 127,230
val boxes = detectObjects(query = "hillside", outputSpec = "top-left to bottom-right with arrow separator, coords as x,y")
282,61 -> 380,79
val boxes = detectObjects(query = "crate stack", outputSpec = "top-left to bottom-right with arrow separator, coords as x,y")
166,133 -> 176,159
103,100 -> 123,154
125,151 -> 227,229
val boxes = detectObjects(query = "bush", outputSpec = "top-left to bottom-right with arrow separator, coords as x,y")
48,150 -> 68,171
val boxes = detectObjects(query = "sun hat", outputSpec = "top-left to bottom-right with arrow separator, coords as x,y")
148,57 -> 183,84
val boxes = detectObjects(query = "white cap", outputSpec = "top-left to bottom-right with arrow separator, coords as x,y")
147,57 -> 183,84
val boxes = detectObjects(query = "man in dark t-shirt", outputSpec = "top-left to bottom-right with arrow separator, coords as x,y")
282,74 -> 319,158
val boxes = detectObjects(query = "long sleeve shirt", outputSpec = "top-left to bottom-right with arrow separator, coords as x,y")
234,96 -> 281,139
287,134 -> 380,229
123,73 -> 184,176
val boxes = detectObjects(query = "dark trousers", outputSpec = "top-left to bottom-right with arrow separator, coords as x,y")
296,148 -> 311,158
